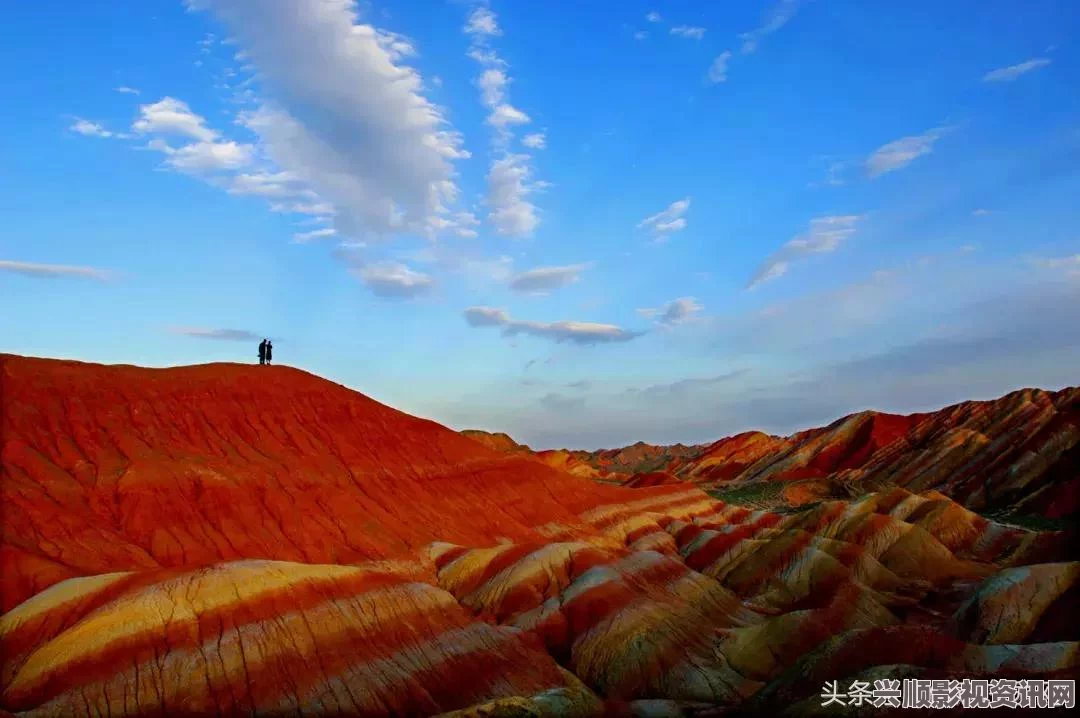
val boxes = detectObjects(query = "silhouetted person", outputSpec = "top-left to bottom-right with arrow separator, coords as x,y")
258,339 -> 266,365
265,340 -> 273,366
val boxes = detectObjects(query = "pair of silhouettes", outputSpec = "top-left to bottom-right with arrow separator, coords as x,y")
257,339 -> 273,365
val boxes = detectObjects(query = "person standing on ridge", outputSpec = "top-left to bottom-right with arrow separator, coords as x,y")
265,340 -> 273,366
258,338 -> 267,365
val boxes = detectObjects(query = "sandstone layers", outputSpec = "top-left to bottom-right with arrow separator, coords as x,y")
2,355 -> 1077,716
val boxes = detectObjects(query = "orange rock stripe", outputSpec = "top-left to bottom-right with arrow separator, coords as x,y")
3,565 -> 416,709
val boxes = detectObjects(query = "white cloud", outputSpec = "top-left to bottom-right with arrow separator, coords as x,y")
0,260 -> 113,281
487,153 -> 539,237
187,0 -> 469,238
228,171 -> 312,199
292,227 -> 337,243
637,297 -> 704,325
509,264 -> 589,294
464,4 -> 544,238
151,138 -> 255,174
353,261 -> 435,298
522,132 -> 546,150
982,58 -> 1051,83
132,97 -> 218,142
370,28 -> 416,61
1031,254 -> 1080,277
169,326 -> 263,341
633,31 -> 648,41
671,26 -> 706,40
865,126 -> 950,178
637,197 -> 691,237
645,11 -> 662,23
749,215 -> 861,288
477,68 -> 508,106
740,0 -> 803,54
971,208 -> 992,217
464,7 -> 501,36
270,200 -> 336,217
114,86 -> 141,95
464,307 -> 644,344
69,119 -> 114,138
487,103 -> 531,129
467,48 -> 505,67
707,51 -> 732,84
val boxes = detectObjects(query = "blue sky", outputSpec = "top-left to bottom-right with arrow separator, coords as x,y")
2,0 -> 1079,448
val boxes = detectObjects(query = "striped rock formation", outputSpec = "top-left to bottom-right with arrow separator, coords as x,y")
1,355 -> 1077,716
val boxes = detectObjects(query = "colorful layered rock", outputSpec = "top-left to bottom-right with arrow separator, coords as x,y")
2,354 -> 1077,716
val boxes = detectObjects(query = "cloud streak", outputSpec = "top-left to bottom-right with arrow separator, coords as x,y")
749,215 -> 861,288
168,327 -> 264,341
0,260 -> 113,281
463,307 -> 644,345
509,264 -> 589,294
983,58 -> 1051,83
637,297 -> 704,325
707,52 -> 732,84
69,119 -> 117,139
670,26 -> 706,40
865,126 -> 951,178
637,197 -> 691,239
740,0 -> 803,54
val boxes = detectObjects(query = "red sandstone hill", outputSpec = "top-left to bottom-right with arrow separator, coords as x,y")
0,354 -> 688,613
2,354 -> 1078,717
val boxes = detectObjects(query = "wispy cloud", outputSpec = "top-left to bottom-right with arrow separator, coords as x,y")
168,326 -> 263,341
464,6 -> 501,36
353,261 -> 435,298
539,392 -> 586,412
637,197 -> 691,239
971,208 -> 992,217
69,119 -> 116,139
637,297 -> 704,326
463,307 -> 644,345
114,86 -> 141,95
633,30 -> 649,41
740,0 -> 803,54
707,51 -> 732,84
464,4 -> 543,238
639,370 -> 749,397
1031,254 -> 1080,277
865,126 -> 951,178
487,153 -> 541,237
0,260 -> 114,281
749,215 -> 861,288
148,136 -> 255,174
982,57 -> 1051,83
645,11 -> 662,23
670,26 -> 706,40
509,264 -> 590,294
522,132 -> 547,150
292,227 -> 337,243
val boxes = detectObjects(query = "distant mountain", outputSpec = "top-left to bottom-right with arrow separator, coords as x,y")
473,388 -> 1080,519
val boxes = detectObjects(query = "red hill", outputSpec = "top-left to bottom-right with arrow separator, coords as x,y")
0,354 -> 685,612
